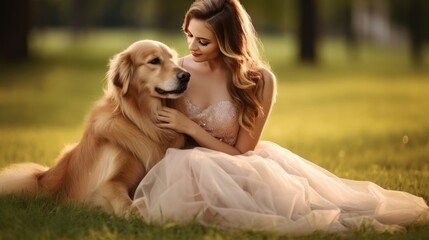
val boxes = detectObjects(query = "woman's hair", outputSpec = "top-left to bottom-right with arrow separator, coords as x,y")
183,0 -> 270,133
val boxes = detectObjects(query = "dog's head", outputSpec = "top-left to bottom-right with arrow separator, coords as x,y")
107,40 -> 190,103
104,40 -> 187,166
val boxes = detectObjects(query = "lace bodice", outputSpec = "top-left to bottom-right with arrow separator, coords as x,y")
184,98 -> 239,146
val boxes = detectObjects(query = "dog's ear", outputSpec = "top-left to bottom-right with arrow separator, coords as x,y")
108,52 -> 133,96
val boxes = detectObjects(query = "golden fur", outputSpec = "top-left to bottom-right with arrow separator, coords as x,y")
0,40 -> 190,217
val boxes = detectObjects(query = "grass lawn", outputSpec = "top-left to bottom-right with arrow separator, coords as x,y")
0,29 -> 428,239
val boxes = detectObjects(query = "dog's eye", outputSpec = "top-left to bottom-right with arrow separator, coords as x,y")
148,57 -> 161,65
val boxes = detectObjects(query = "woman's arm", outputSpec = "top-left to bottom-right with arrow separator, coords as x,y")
157,68 -> 277,155
234,69 -> 277,153
156,107 -> 242,155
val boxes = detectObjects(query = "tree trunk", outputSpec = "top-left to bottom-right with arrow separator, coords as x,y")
0,0 -> 31,61
298,0 -> 318,64
346,0 -> 357,47
410,0 -> 422,67
71,0 -> 87,39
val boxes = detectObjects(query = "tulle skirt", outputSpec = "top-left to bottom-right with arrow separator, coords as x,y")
132,141 -> 429,235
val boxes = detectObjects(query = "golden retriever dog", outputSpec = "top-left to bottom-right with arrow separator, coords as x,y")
0,40 -> 190,217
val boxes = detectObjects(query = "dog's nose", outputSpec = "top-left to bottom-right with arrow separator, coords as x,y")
177,71 -> 191,83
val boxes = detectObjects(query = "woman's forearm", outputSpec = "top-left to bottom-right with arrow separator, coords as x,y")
187,122 -> 242,155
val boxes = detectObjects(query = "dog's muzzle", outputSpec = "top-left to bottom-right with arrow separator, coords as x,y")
155,71 -> 191,95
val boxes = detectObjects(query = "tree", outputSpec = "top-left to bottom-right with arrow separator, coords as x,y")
410,0 -> 423,67
0,0 -> 31,61
71,0 -> 87,38
298,0 -> 318,64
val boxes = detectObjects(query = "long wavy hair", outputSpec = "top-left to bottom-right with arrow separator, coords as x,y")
183,0 -> 270,133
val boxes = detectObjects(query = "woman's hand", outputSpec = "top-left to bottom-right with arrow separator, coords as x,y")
156,106 -> 195,135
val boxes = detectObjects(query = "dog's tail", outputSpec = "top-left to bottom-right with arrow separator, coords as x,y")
0,163 -> 48,195
0,144 -> 76,198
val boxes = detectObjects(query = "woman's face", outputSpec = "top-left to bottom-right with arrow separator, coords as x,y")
185,18 -> 221,62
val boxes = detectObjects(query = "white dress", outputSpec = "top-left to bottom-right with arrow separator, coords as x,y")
132,99 -> 429,236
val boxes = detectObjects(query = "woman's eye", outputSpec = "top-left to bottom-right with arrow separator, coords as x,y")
148,57 -> 161,65
199,41 -> 209,46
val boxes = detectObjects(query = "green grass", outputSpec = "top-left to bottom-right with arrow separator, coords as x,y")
0,29 -> 429,239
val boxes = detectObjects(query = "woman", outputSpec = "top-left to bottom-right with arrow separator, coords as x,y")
132,0 -> 429,235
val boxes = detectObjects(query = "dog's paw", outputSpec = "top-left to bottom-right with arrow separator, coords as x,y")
121,204 -> 140,219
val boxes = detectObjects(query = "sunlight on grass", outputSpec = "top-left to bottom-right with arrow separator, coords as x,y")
265,76 -> 429,142
0,128 -> 81,168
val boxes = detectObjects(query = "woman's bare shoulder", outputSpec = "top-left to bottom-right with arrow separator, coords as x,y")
260,67 -> 276,85
180,55 -> 195,69
259,67 -> 277,100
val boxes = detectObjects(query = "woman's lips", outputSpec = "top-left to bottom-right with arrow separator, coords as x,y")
192,52 -> 201,57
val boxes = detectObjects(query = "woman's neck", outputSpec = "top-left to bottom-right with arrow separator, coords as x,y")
202,56 -> 225,72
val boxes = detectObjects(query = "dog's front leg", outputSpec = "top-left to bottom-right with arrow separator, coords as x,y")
99,180 -> 135,217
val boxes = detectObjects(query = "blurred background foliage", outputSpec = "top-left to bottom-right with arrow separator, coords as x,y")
1,0 -> 428,66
